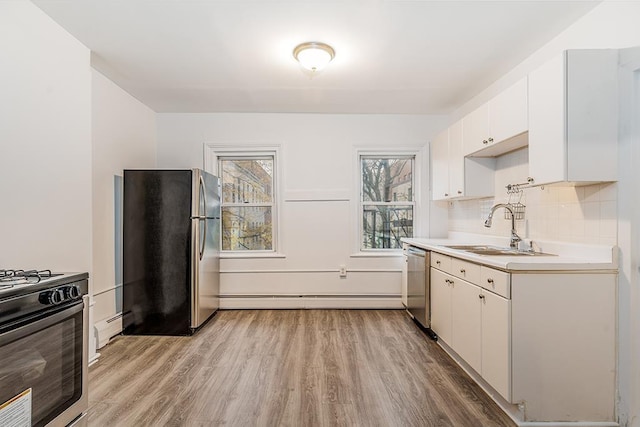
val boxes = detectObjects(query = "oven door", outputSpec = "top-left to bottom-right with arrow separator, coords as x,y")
0,298 -> 88,427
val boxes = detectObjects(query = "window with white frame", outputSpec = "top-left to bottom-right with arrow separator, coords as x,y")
360,155 -> 415,250
218,154 -> 275,252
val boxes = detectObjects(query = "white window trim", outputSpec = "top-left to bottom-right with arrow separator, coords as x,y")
203,143 -> 283,256
352,147 -> 424,256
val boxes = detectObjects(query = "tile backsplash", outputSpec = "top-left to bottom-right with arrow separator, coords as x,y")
448,148 -> 617,245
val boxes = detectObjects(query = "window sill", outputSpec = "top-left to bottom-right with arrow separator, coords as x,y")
350,251 -> 403,258
220,252 -> 286,259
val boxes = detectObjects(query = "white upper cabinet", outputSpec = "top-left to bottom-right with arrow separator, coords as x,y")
448,119 -> 465,197
528,50 -> 618,186
464,77 -> 528,156
431,128 -> 450,200
489,77 -> 528,145
462,103 -> 489,155
431,120 -> 494,201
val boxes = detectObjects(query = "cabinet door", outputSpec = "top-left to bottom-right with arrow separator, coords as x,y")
489,77 -> 528,144
448,119 -> 464,198
565,50 -> 618,182
451,278 -> 482,374
430,268 -> 452,345
431,129 -> 450,200
462,103 -> 489,156
529,50 -> 618,186
528,53 -> 566,186
481,290 -> 511,400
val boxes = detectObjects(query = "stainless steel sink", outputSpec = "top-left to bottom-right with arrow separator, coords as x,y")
445,245 -> 494,250
444,245 -> 555,257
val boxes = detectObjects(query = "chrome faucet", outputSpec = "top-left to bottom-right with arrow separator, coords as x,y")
484,203 -> 522,249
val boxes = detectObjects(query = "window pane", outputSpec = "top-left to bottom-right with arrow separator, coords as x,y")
220,159 -> 273,204
362,158 -> 412,202
222,207 -> 273,251
362,205 -> 413,249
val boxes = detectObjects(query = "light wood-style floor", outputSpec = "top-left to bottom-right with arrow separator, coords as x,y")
88,310 -> 516,426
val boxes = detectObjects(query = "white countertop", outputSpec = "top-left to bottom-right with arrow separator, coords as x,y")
402,234 -> 618,272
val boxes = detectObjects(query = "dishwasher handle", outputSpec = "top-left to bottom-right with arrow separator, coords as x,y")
407,247 -> 427,257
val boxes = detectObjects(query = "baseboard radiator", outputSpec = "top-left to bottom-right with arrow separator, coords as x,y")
94,313 -> 123,349
219,294 -> 402,310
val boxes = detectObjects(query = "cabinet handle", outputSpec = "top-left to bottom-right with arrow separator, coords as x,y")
457,190 -> 462,194
460,269 -> 465,274
527,177 -> 535,184
436,260 -> 441,265
479,294 -> 485,299
444,193 -> 449,197
482,139 -> 488,145
488,137 -> 494,142
487,278 -> 494,284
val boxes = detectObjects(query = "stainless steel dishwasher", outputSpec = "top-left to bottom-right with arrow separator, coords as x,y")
407,246 -> 437,340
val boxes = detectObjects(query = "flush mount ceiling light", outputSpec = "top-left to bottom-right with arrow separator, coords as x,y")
293,42 -> 335,72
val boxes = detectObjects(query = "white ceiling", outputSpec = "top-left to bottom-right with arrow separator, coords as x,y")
32,0 -> 600,114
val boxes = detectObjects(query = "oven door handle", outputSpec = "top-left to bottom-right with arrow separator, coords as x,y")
0,301 -> 83,346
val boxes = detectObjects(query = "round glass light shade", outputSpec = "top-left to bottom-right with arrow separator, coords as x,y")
293,42 -> 335,72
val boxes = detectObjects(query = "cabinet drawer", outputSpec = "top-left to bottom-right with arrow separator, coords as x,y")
480,267 -> 510,298
451,257 -> 481,283
431,252 -> 451,273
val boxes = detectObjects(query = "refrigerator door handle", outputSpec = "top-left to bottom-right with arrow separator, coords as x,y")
199,174 -> 208,217
199,218 -> 207,260
199,175 -> 207,260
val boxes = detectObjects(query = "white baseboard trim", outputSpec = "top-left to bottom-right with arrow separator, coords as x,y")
219,296 -> 402,310
95,313 -> 123,349
89,353 -> 101,367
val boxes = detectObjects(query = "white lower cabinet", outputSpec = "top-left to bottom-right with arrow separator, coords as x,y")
451,278 -> 482,374
480,290 -> 510,400
431,262 -> 510,400
430,268 -> 452,345
429,251 -> 616,423
510,272 -> 616,422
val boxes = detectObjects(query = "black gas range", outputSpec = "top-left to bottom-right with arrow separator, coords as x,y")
0,269 -> 88,329
0,269 -> 89,427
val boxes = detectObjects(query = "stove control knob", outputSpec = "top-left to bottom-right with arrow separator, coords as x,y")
40,289 -> 64,305
64,285 -> 81,300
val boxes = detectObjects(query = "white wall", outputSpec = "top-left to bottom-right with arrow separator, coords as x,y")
91,70 -> 157,325
0,1 -> 91,272
157,113 -> 447,307
0,2 -> 157,356
442,3 -> 640,425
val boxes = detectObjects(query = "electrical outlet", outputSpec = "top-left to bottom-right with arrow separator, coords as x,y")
339,265 -> 347,277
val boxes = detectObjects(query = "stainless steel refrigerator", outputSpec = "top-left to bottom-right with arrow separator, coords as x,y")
122,168 -> 220,336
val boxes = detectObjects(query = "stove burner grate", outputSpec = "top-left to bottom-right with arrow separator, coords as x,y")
0,269 -> 54,289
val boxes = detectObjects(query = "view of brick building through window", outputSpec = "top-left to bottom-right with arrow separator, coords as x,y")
361,157 -> 414,249
219,157 -> 274,251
